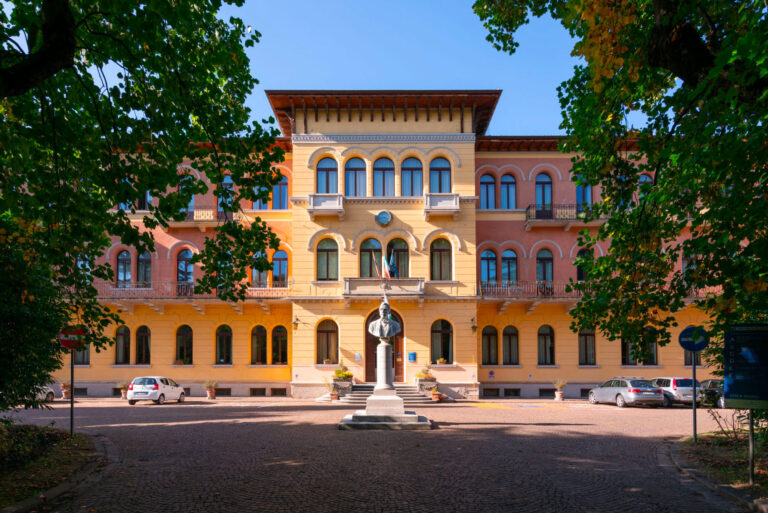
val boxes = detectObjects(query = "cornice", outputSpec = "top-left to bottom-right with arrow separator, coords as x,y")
292,133 -> 476,144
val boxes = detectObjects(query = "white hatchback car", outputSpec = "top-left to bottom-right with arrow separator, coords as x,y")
127,376 -> 184,405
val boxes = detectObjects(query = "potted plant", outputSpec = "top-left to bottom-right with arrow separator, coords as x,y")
60,382 -> 71,400
204,380 -> 218,400
323,358 -> 332,364
430,386 -> 441,402
436,357 -> 447,365
415,366 -> 437,393
116,381 -> 130,400
553,379 -> 567,401
329,384 -> 340,402
332,361 -> 354,395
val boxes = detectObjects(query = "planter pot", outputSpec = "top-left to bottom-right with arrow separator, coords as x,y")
120,390 -> 128,400
330,392 -> 340,401
416,378 -> 437,393
332,378 -> 353,394
554,390 -> 564,401
206,388 -> 216,400
431,393 -> 441,402
61,388 -> 71,400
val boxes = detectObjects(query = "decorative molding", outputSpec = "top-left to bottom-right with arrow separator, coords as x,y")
568,241 -> 605,259
166,240 -> 201,260
529,239 -> 565,259
529,162 -> 564,181
293,133 -> 476,144
475,163 -> 527,181
477,240 -> 527,259
343,197 -> 424,205
423,228 -> 465,253
306,228 -> 347,252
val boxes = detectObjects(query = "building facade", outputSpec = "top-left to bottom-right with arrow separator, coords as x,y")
54,90 -> 712,399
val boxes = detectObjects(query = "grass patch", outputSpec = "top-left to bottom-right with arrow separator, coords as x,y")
0,424 -> 96,508
680,431 -> 768,500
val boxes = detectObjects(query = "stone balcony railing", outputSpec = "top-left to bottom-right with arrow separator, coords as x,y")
94,281 -> 292,300
307,193 -> 345,220
343,277 -> 425,297
424,193 -> 460,220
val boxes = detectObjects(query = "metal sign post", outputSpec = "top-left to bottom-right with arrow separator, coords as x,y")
749,409 -> 755,486
59,327 -> 85,438
678,326 -> 709,445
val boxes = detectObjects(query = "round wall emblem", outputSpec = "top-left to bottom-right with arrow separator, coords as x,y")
375,210 -> 392,226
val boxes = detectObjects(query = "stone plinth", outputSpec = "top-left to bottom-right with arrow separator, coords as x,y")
365,388 -> 404,415
338,410 -> 432,430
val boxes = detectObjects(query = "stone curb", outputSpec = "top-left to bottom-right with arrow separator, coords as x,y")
1,432 -> 119,513
667,439 -> 768,513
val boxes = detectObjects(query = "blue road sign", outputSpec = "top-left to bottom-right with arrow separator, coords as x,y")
679,326 -> 710,352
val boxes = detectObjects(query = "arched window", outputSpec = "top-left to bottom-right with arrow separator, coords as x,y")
429,157 -> 451,193
430,320 -> 453,364
217,175 -> 234,217
638,173 -> 653,200
178,184 -> 194,219
251,252 -> 269,288
317,158 -> 338,194
176,325 -> 193,364
576,249 -> 590,282
251,326 -> 267,364
538,325 -> 555,365
373,158 -> 395,197
576,175 -> 592,211
479,175 -> 496,209
136,326 -> 151,365
502,326 -> 519,365
500,174 -> 516,209
115,326 -> 130,365
177,249 -> 194,296
360,238 -> 382,278
536,249 -> 553,282
316,320 -> 339,364
386,238 -> 409,278
253,185 -> 270,210
116,250 -> 131,288
401,157 -> 423,196
345,158 -> 366,197
430,239 -> 452,281
317,239 -> 339,281
272,250 -> 288,287
481,250 -> 497,284
137,252 -> 152,288
481,326 -> 498,365
535,173 -> 553,218
273,176 -> 288,209
272,326 -> 288,365
501,250 -> 517,284
216,325 -> 232,365
579,329 -> 596,365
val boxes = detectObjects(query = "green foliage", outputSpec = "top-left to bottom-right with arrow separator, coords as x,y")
333,370 -> 353,380
0,424 -> 70,472
203,380 -> 218,390
0,1 -> 283,405
475,1 -> 768,360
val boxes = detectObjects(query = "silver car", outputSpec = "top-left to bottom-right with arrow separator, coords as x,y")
588,377 -> 664,407
650,377 -> 702,407
127,376 -> 185,405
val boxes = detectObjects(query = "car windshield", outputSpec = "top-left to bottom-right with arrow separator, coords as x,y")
133,377 -> 157,385
629,380 -> 654,388
676,379 -> 700,387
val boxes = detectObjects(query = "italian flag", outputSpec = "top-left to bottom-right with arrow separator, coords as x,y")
381,255 -> 392,280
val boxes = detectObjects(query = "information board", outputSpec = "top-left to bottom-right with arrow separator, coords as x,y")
723,325 -> 768,409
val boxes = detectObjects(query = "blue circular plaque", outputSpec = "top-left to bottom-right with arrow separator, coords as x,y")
679,326 -> 710,352
375,210 -> 392,226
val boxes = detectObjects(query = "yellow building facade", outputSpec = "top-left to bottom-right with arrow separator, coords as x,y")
54,90 -> 713,399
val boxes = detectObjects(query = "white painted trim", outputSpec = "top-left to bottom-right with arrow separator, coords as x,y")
423,228 -> 464,253
529,162 -> 564,181
177,163 -> 201,180
529,239 -> 564,259
350,227 -> 385,251
271,164 -> 293,177
306,229 -> 347,252
166,240 -> 201,260
306,147 -> 342,170
475,163 -> 527,181
293,133 -> 476,144
383,228 -> 420,252
569,241 -> 605,259
425,146 -> 462,169
476,240 -> 527,259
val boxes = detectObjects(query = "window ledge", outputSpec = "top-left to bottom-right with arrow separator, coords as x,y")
314,364 -> 339,368
110,364 -> 151,368
426,281 -> 459,286
312,281 -> 341,286
621,364 -> 663,368
481,365 -> 522,368
536,364 -> 559,368
432,363 -> 458,368
171,364 -> 194,368
684,365 -> 706,369
247,364 -> 288,368
212,364 -> 233,368
578,365 -> 600,369
74,364 -> 91,368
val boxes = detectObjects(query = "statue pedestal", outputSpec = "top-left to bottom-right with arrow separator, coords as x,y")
365,388 -> 404,415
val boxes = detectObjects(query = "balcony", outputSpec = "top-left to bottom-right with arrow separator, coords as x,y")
524,204 -> 604,231
424,193 -> 460,220
478,281 -> 583,299
307,194 -> 344,220
343,277 -> 425,298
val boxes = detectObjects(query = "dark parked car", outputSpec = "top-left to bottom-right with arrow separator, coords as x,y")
700,379 -> 725,408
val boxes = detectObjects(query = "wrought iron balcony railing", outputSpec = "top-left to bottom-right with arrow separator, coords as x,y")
95,281 -> 292,300
525,204 -> 597,221
478,280 -> 583,298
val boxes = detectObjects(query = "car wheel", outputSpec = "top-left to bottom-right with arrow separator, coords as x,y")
717,396 -> 725,409
45,392 -> 55,403
156,394 -> 165,405
662,395 -> 671,408
178,392 -> 185,403
616,395 -> 626,408
588,392 -> 598,405
128,400 -> 136,405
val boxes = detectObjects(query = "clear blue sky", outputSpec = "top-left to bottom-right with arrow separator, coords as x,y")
220,1 -> 579,136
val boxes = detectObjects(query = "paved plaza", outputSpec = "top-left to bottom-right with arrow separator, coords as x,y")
12,399 -> 744,513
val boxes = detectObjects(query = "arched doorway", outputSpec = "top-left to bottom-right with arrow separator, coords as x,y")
365,309 -> 404,383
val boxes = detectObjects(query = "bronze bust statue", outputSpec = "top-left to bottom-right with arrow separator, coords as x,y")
367,299 -> 401,339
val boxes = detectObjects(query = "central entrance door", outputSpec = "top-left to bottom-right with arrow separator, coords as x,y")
365,309 -> 404,383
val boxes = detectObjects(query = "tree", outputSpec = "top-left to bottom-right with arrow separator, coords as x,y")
0,1 -> 283,406
474,1 -> 768,359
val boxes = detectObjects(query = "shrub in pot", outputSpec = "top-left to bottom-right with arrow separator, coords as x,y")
204,380 -> 218,400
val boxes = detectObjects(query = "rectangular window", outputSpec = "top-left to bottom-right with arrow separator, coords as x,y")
684,350 -> 701,366
74,346 -> 90,365
578,331 -> 596,365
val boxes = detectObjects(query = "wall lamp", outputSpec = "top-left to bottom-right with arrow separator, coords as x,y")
471,317 -> 477,332
293,316 -> 300,329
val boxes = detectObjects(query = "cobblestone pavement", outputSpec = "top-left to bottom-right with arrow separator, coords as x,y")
12,398 -> 746,513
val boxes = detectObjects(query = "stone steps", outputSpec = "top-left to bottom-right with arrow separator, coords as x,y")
337,384 -> 433,405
